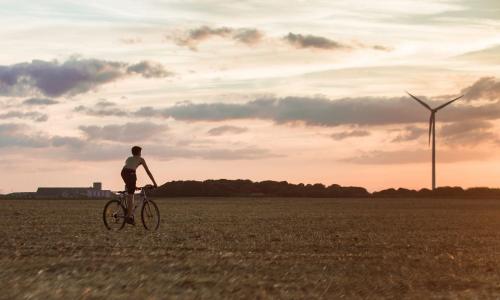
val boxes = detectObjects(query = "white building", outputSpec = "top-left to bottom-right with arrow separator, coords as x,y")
36,182 -> 114,199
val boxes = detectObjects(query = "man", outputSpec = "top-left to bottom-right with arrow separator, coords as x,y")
121,146 -> 158,224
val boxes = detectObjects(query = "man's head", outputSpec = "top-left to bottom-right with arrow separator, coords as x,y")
131,146 -> 142,156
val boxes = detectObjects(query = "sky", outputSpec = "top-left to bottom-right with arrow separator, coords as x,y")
1,0 -> 500,193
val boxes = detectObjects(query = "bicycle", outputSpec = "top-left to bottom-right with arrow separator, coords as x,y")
102,184 -> 160,231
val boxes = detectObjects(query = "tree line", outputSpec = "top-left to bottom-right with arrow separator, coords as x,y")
150,179 -> 500,198
4,179 -> 500,199
151,179 -> 369,197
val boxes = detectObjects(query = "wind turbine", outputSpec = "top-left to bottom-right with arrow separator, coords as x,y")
406,92 -> 464,191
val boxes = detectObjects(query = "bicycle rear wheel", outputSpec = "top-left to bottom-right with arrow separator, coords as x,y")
103,199 -> 126,230
141,200 -> 160,230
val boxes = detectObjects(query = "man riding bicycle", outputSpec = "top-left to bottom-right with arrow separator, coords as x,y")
121,146 -> 157,224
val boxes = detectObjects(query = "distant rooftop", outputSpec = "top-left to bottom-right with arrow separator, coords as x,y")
35,182 -> 112,198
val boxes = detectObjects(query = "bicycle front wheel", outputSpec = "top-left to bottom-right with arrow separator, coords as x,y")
141,200 -> 160,230
103,199 -> 126,230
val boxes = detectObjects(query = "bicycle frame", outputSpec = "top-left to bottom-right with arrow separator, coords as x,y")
117,186 -> 151,215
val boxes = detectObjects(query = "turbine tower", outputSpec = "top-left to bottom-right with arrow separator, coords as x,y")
407,92 -> 464,191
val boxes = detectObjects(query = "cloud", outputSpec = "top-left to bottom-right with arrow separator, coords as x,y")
173,27 -> 388,52
440,120 -> 498,146
51,136 -> 86,148
372,45 -> 393,52
74,77 -> 500,132
0,123 -> 24,134
79,122 -> 168,142
390,121 -> 498,146
22,98 -> 59,106
120,37 -> 143,44
0,110 -> 48,122
284,33 -> 349,50
207,125 -> 248,136
133,96 -> 448,126
343,149 -> 491,165
456,44 -> 500,64
95,99 -> 116,108
146,145 -> 279,161
440,120 -> 493,136
0,58 -> 124,97
127,61 -> 173,78
191,147 -> 276,160
0,123 -> 50,148
74,100 -> 128,117
189,26 -> 232,39
437,0 -> 500,22
0,58 -> 172,97
133,79 -> 500,127
283,32 -> 393,52
175,26 -> 264,50
331,130 -> 370,140
461,77 -> 500,101
0,123 -> 278,161
392,126 -> 427,142
232,28 -> 263,45
57,143 -> 278,161
0,124 -> 84,149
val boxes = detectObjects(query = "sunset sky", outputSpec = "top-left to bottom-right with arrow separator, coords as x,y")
1,0 -> 500,193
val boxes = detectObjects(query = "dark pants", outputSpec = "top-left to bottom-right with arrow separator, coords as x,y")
121,168 -> 137,194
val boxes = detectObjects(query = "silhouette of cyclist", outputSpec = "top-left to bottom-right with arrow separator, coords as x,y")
121,146 -> 157,224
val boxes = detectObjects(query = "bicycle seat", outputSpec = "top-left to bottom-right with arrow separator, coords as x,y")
116,191 -> 127,195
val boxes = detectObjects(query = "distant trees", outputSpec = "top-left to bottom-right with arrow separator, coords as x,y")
151,179 -> 370,198
150,180 -> 500,199
372,186 -> 500,199
4,179 -> 500,199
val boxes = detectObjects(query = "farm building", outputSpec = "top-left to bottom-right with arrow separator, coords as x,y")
2,192 -> 37,199
36,182 -> 114,199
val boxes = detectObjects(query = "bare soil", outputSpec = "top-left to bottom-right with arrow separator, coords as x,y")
2,198 -> 500,299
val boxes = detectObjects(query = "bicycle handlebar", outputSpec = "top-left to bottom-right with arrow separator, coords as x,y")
114,184 -> 156,194
136,184 -> 156,190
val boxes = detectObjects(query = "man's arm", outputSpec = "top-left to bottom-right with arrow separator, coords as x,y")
141,159 -> 158,187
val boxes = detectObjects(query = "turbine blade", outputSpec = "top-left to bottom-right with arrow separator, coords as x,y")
407,92 -> 432,110
435,95 -> 464,111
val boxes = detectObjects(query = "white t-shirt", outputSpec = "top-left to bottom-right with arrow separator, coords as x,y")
123,156 -> 143,170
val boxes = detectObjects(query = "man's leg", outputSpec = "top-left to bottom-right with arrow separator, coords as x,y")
126,193 -> 134,217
